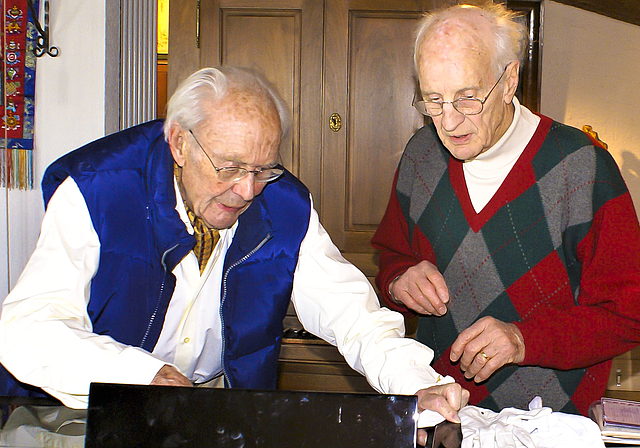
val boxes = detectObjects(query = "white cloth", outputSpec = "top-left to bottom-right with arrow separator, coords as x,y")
463,98 -> 541,212
459,398 -> 604,448
0,176 -> 451,426
0,406 -> 85,448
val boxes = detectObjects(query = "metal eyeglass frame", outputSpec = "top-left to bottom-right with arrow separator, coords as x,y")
188,129 -> 284,183
413,66 -> 508,117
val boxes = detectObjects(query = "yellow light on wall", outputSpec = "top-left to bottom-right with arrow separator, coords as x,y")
158,0 -> 169,55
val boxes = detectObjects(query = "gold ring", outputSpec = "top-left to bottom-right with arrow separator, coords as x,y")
480,351 -> 489,360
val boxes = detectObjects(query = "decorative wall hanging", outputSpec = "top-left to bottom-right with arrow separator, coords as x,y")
1,0 -> 39,189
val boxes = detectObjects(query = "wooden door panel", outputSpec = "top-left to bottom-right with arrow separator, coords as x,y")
323,0 -> 439,258
348,13 -> 425,230
168,0 -> 201,96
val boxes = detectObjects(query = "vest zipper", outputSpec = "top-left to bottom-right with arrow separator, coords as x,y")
140,243 -> 179,348
220,234 -> 271,388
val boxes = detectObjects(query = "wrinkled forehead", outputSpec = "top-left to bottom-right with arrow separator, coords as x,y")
218,89 -> 281,128
195,90 -> 283,160
417,12 -> 496,67
417,16 -> 496,88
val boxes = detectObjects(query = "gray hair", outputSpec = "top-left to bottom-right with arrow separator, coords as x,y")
163,66 -> 291,149
414,3 -> 527,78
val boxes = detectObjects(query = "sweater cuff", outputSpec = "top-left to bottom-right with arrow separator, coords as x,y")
513,321 -> 544,366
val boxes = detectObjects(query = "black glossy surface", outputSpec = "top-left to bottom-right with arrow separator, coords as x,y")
85,383 -> 418,447
425,421 -> 462,448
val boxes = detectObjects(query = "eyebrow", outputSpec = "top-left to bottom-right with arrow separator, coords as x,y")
422,85 -> 482,98
211,154 -> 279,170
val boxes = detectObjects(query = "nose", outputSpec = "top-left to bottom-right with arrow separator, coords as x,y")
440,102 -> 465,132
231,173 -> 257,201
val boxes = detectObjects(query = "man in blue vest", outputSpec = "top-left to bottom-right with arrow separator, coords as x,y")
0,67 -> 466,431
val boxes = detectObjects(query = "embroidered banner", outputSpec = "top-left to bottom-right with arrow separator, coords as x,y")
1,0 -> 38,190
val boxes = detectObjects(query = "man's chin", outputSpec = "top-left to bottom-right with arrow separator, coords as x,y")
205,216 -> 239,230
203,209 -> 246,230
444,142 -> 482,161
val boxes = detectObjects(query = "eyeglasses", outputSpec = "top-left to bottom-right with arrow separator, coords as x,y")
413,66 -> 508,117
188,129 -> 284,183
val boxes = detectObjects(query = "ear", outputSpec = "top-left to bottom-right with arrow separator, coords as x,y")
167,123 -> 187,167
503,60 -> 520,104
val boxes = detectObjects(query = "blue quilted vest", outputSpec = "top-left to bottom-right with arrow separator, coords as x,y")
0,120 -> 310,397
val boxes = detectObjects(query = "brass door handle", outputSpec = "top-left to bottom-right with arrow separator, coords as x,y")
329,113 -> 342,132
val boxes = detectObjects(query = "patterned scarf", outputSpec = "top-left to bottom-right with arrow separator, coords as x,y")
186,208 -> 220,275
175,164 -> 220,274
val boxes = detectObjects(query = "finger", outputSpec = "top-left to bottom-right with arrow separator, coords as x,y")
472,347 -> 513,383
462,350 -> 493,380
429,395 -> 460,424
441,382 -> 466,412
407,281 -> 444,315
393,277 -> 442,316
474,362 -> 498,383
150,365 -> 193,387
461,388 -> 470,407
392,261 -> 449,316
416,384 -> 465,423
417,429 -> 428,446
450,321 -> 487,362
413,277 -> 448,315
420,261 -> 450,304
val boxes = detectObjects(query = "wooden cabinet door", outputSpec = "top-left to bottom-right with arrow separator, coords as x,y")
169,0 -> 324,203
322,0 -> 440,277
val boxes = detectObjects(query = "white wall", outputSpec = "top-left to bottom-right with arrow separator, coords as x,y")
540,1 -> 640,212
0,0 -> 107,296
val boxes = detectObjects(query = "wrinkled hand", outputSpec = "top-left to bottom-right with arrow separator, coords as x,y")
415,383 -> 469,446
389,261 -> 449,316
150,364 -> 193,387
450,316 -> 525,383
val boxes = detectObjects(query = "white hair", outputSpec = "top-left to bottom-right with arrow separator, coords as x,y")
163,66 -> 291,149
414,2 -> 527,78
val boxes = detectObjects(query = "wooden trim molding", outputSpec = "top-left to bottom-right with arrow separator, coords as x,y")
552,0 -> 640,27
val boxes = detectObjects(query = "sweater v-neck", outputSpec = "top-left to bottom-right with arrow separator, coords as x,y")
449,114 -> 553,232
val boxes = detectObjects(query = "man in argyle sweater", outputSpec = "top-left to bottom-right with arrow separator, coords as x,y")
372,3 -> 640,416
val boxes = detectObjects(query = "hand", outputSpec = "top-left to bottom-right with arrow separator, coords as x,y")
450,316 -> 525,383
415,383 -> 469,446
150,364 -> 193,387
389,261 -> 449,316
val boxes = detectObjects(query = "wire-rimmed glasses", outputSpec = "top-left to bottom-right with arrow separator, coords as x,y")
188,129 -> 283,183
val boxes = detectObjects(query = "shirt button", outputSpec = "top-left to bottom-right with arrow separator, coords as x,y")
183,337 -> 190,344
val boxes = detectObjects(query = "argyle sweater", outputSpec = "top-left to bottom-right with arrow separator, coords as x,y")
372,115 -> 640,416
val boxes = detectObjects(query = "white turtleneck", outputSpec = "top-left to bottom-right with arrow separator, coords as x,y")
463,97 -> 541,212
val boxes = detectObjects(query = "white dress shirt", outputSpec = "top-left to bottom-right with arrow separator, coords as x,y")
0,176 -> 451,423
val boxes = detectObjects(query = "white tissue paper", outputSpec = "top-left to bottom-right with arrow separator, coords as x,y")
458,396 -> 604,448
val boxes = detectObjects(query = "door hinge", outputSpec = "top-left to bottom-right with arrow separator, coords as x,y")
196,0 -> 201,48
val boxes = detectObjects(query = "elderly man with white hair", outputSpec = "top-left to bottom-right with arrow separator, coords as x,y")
373,2 -> 640,416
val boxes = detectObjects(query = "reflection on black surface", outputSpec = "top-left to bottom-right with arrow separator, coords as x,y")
85,383 -> 419,448
425,421 -> 462,448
